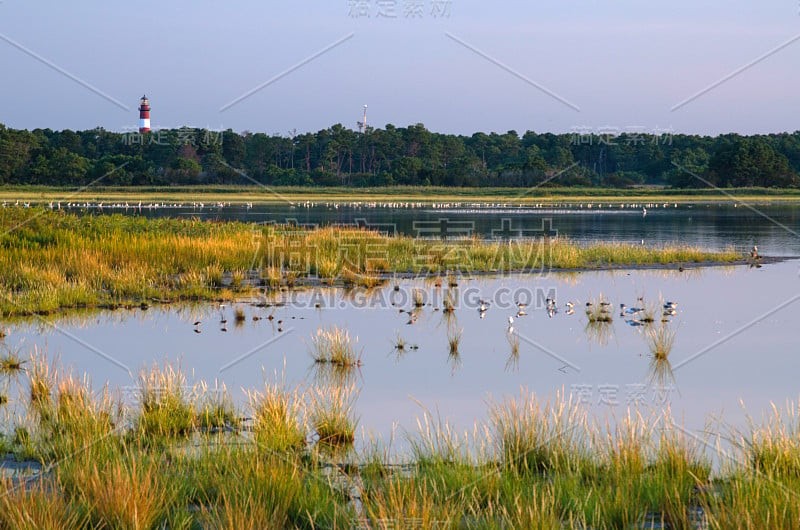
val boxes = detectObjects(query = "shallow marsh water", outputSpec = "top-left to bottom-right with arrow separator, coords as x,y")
2,259 -> 798,456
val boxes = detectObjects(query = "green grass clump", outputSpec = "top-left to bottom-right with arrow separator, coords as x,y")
248,380 -> 306,452
66,451 -> 181,530
135,362 -> 196,441
489,389 -> 588,475
27,352 -> 56,418
309,384 -> 358,447
194,446 -> 352,529
0,352 -> 25,375
0,477 -> 88,530
196,382 -> 239,432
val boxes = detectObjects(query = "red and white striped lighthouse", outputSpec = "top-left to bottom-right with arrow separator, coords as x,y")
138,95 -> 151,133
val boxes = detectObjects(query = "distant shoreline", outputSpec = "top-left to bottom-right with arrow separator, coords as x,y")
2,185 -> 800,204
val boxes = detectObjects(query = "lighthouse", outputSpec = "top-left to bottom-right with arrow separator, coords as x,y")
138,95 -> 151,133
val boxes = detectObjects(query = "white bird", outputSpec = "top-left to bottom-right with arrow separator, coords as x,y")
508,316 -> 514,325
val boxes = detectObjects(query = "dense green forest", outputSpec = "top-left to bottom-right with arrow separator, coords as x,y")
1,123 -> 799,188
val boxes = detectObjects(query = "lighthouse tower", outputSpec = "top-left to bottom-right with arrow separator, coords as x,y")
138,95 -> 151,133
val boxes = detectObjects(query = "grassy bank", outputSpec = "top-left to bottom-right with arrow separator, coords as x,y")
2,184 -> 800,204
2,354 -> 800,528
0,209 -> 743,317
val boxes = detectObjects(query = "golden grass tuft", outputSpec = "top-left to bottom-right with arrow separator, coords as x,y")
248,379 -> 306,452
309,326 -> 362,367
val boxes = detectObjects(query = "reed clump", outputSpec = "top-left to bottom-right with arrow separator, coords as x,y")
0,351 -> 25,375
489,389 -> 588,475
585,297 -> 613,323
0,477 -> 88,530
447,327 -> 462,357
309,326 -> 362,367
309,384 -> 358,447
412,288 -> 425,308
135,361 -> 196,441
248,380 -> 306,452
68,452 -> 181,530
647,323 -> 676,361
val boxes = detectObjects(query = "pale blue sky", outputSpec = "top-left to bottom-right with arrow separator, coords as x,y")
1,0 -> 798,135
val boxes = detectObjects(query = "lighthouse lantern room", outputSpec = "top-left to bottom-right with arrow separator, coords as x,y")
138,95 -> 151,133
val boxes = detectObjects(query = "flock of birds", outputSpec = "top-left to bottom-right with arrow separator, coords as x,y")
190,303 -> 298,334
1,200 -> 680,212
0,200 -> 250,210
396,293 -> 678,334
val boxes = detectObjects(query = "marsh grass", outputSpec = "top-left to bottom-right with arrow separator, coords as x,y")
639,300 -> 660,324
391,332 -> 407,360
739,399 -> 800,481
447,272 -> 459,287
39,373 -> 120,461
195,446 -> 352,529
489,389 -> 588,475
0,351 -> 25,375
447,327 -> 462,357
309,384 -> 358,447
585,297 -> 613,323
0,209 -> 742,316
135,361 -> 196,441
0,477 -> 88,530
248,379 -> 306,452
442,289 -> 456,313
309,326 -> 362,367
27,351 -> 56,417
234,307 -> 246,324
7,347 -> 800,527
196,381 -> 239,432
646,324 -> 677,386
412,288 -> 425,308
69,451 -> 181,530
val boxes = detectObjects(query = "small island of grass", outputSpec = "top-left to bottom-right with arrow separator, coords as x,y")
0,208 -> 745,317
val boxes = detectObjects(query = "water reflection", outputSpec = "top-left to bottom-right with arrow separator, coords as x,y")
505,332 -> 520,373
584,321 -> 615,347
1,260 -> 799,451
645,324 -> 677,390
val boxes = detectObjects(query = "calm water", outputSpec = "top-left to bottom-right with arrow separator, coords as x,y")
54,201 -> 800,256
3,260 -> 799,453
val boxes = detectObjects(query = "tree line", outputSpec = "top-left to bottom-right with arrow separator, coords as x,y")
1,123 -> 799,188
